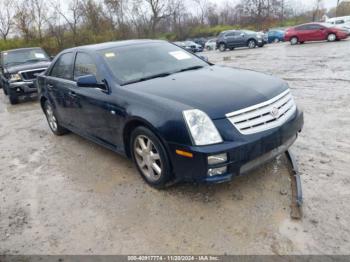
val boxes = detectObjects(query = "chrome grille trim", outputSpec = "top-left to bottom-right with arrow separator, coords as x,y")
226,89 -> 297,135
19,68 -> 47,81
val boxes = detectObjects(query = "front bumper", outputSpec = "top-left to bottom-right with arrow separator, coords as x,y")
8,81 -> 37,95
168,108 -> 304,184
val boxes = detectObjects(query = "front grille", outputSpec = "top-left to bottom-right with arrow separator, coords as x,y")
19,68 -> 46,80
226,89 -> 297,135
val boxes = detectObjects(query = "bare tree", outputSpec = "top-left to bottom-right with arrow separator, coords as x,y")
14,0 -> 34,40
0,0 -> 14,40
30,0 -> 47,41
145,0 -> 170,37
52,0 -> 82,45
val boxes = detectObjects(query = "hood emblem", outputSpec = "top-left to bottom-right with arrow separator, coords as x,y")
270,107 -> 280,119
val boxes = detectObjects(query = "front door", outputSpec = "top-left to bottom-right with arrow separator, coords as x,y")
71,52 -> 122,148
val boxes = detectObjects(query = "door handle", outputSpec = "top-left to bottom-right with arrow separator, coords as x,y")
47,84 -> 54,90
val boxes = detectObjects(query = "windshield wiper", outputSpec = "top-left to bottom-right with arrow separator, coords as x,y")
122,72 -> 172,85
176,65 -> 205,73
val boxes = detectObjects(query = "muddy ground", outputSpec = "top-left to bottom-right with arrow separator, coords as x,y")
1,39 -> 350,255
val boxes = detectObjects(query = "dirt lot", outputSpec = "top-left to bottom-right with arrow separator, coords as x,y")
1,39 -> 350,255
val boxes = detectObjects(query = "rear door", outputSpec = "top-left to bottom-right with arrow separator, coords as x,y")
45,52 -> 77,128
234,31 -> 247,46
224,32 -> 236,47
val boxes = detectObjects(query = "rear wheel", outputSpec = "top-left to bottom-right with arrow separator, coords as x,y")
290,37 -> 298,45
219,43 -> 226,52
44,100 -> 68,136
131,126 -> 172,188
248,39 -> 257,49
327,33 -> 336,42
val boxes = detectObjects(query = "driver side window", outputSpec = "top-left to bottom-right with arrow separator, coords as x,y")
74,53 -> 98,81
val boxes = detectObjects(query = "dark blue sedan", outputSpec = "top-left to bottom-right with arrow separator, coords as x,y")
37,40 -> 303,188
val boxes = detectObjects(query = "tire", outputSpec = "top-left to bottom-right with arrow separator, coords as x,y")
130,126 -> 172,189
290,37 -> 298,45
274,38 -> 279,43
9,94 -> 18,105
327,33 -> 336,42
44,100 -> 68,136
2,85 -> 8,96
219,43 -> 226,52
247,39 -> 257,49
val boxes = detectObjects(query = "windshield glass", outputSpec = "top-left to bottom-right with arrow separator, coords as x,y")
3,48 -> 49,66
99,42 -> 209,85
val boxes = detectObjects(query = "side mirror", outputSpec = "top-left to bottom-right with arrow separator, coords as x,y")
77,75 -> 104,89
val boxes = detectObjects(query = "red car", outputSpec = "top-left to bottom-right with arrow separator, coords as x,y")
285,22 -> 349,45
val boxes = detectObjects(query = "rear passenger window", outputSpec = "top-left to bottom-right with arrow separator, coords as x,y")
50,53 -> 74,80
74,53 -> 98,81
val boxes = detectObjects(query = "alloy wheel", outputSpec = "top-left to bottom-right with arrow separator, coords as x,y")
45,104 -> 58,132
328,34 -> 336,42
291,37 -> 298,45
248,40 -> 256,48
134,135 -> 163,182
219,44 -> 226,52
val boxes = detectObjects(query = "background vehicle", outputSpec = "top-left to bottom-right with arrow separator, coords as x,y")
37,40 -> 303,188
267,30 -> 285,43
0,47 -> 51,104
216,30 -> 265,52
204,38 -> 217,50
285,22 -> 349,45
173,41 -> 203,53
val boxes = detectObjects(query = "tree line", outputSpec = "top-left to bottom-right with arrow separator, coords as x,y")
0,0 -> 349,54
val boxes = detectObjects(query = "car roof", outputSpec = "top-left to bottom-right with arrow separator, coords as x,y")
63,39 -> 166,53
1,47 -> 43,53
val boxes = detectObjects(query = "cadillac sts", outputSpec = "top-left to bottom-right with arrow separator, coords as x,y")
37,40 -> 304,188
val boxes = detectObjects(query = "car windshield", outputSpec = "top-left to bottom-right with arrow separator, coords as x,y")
2,49 -> 49,66
99,42 -> 209,85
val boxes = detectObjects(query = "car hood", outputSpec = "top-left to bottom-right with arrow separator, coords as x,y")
128,65 -> 289,119
4,61 -> 51,74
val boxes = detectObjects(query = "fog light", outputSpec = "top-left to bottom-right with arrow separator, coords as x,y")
208,166 -> 227,177
208,153 -> 227,165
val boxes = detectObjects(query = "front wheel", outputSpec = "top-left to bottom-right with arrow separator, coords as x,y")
131,126 -> 172,188
2,85 -> 8,95
290,37 -> 298,45
44,100 -> 68,136
248,40 -> 257,49
9,94 -> 18,105
327,33 -> 336,42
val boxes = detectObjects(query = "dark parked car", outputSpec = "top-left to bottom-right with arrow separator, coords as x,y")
37,40 -> 303,188
285,22 -> 349,45
216,30 -> 266,52
267,30 -> 285,43
173,41 -> 203,53
0,47 -> 51,104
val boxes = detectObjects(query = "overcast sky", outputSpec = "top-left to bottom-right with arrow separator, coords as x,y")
193,0 -> 339,10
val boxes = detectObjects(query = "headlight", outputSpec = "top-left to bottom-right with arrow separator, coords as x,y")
183,109 -> 223,146
9,73 -> 21,82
